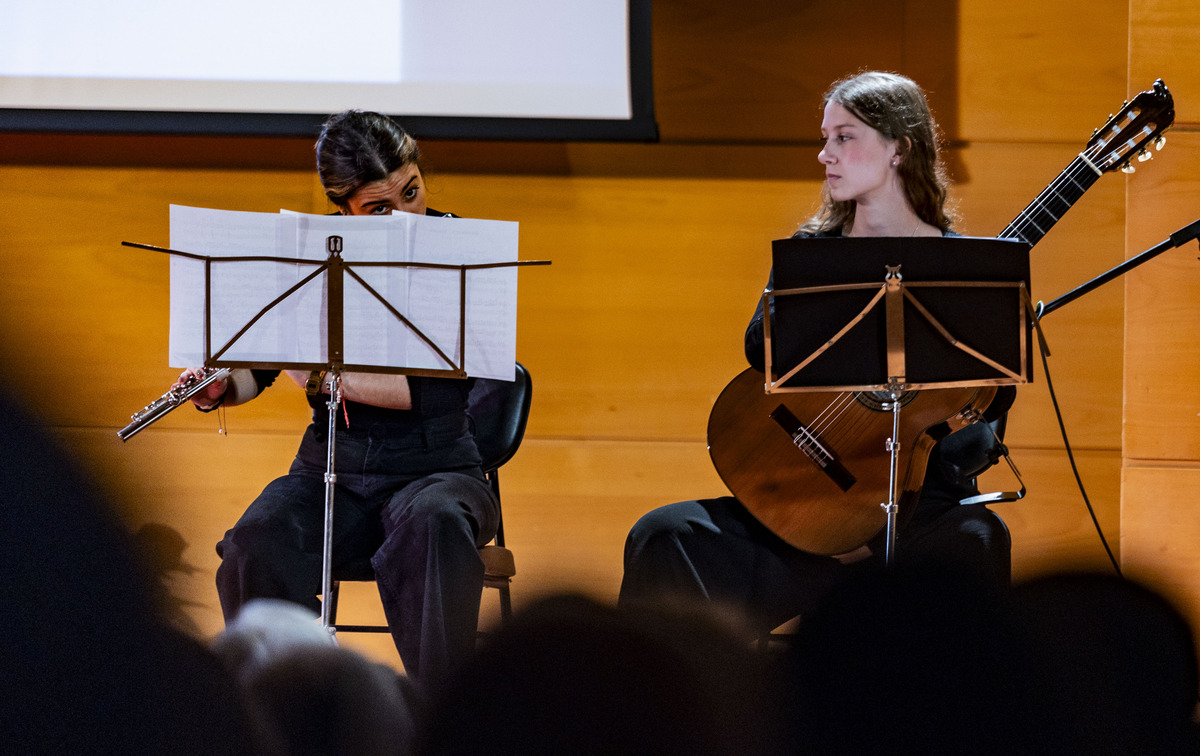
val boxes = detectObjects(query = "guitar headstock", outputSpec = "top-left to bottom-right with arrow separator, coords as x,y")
1087,79 -> 1174,174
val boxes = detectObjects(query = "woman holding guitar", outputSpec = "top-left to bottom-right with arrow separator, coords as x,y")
619,71 -> 1015,632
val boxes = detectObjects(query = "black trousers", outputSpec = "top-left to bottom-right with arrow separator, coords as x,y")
618,495 -> 1010,634
216,418 -> 498,685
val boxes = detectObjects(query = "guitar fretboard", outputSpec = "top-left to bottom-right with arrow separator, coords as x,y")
998,153 -> 1103,247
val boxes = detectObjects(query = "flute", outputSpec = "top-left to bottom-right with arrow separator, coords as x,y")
118,367 -> 230,441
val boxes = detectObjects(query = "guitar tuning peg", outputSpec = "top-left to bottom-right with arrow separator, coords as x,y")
1121,162 -> 1137,174
1137,148 -> 1153,162
1155,135 -> 1167,150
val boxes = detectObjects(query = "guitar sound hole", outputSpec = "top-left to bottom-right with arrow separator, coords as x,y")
855,390 -> 918,412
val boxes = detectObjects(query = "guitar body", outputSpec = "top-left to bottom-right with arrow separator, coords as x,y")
707,369 -> 996,556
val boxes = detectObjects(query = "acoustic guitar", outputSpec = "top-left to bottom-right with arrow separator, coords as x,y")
706,80 -> 1175,556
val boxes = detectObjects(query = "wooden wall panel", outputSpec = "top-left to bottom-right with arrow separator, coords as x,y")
1131,0 -> 1200,126
1123,139 -> 1200,461
1125,0 -> 1200,617
654,0 -> 1129,145
496,438 -> 726,601
984,449 -> 1123,579
950,142 -> 1128,452
59,427 -> 302,638
1122,466 -> 1200,626
1,0 -> 1164,653
957,0 -> 1128,142
651,0 -> 913,143
0,165 -> 320,431
425,140 -> 1131,453
61,425 -> 726,665
427,172 -> 815,442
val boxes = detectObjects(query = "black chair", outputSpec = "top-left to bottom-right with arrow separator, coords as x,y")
326,362 -> 532,633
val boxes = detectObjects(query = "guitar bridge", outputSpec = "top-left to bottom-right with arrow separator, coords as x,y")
770,405 -> 856,492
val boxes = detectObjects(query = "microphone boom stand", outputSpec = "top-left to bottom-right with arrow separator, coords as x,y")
1039,217 -> 1200,318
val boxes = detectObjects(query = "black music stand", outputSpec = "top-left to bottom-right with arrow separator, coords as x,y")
125,234 -> 546,633
764,235 -> 1032,563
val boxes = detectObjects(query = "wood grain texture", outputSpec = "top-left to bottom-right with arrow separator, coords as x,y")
1124,1 -> 1200,611
650,0 -> 910,143
982,448 -> 1123,578
1121,466 -> 1200,630
957,0 -> 1128,142
428,171 -> 814,442
1131,0 -> 1200,126
0,165 -> 321,431
1122,137 -> 1200,462
5,0 -> 1184,648
58,426 -> 302,639
55,422 -> 1125,648
706,371 -> 995,555
950,142 -> 1128,454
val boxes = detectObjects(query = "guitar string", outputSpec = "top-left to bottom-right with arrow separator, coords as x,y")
821,131 -> 1149,460
829,397 -> 876,449
802,393 -> 850,451
809,391 -> 856,436
809,392 -> 863,448
1030,138 -> 1104,220
1004,140 -> 1104,242
1004,155 -> 1087,241
835,398 -> 874,445
1007,140 -> 1101,237
795,140 -> 1109,452
809,391 -> 853,427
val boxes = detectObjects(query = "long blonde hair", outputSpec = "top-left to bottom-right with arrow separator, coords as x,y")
799,71 -> 953,235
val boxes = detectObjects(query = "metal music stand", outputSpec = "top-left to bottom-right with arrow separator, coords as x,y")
123,235 -> 547,633
763,235 -> 1033,564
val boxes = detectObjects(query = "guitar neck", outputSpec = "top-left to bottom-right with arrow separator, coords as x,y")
997,153 -> 1104,247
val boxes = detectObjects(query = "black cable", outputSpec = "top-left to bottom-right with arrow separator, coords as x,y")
1034,317 -> 1122,576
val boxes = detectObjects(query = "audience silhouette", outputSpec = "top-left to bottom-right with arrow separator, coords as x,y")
1,392 -> 256,754
782,560 -> 1058,754
1012,571 -> 1200,755
213,599 -> 419,756
415,593 -> 790,756
4,387 -> 1198,755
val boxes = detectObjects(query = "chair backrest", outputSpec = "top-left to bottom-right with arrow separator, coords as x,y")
467,362 -> 532,474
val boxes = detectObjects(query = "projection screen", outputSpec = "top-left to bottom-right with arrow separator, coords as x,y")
0,0 -> 656,140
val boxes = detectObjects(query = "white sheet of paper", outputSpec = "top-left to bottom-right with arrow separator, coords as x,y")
168,205 -> 519,380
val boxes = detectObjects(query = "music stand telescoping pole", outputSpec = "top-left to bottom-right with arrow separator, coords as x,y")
763,235 -> 1033,565
125,234 -> 548,634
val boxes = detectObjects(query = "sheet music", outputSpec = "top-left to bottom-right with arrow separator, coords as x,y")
408,215 -> 519,379
168,205 -> 519,380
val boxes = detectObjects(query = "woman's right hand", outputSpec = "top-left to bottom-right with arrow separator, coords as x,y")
175,367 -> 228,410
